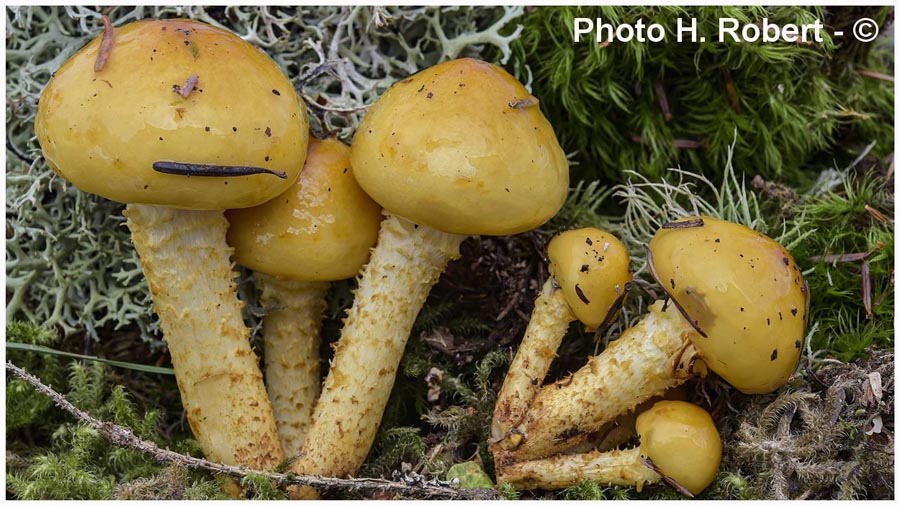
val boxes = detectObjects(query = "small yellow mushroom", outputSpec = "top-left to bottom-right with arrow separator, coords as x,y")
548,228 -> 633,329
648,216 -> 808,394
635,400 -> 722,495
226,138 -> 381,457
499,400 -> 722,496
492,228 -> 631,446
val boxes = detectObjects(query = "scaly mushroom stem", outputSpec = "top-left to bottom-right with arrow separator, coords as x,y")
290,213 -> 465,498
498,300 -> 701,463
492,279 -> 573,443
123,204 -> 283,470
256,273 -> 329,457
498,446 -> 659,491
562,414 -> 642,456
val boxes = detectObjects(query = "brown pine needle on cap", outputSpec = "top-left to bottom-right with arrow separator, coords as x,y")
94,15 -> 115,72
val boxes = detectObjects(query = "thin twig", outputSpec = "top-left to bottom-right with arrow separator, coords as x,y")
865,204 -> 892,225
807,242 -> 882,264
855,69 -> 894,82
6,361 -> 498,500
862,259 -> 872,319
174,74 -> 199,98
95,14 -> 115,72
641,457 -> 694,498
6,136 -> 35,165
721,66 -> 741,114
654,80 -> 673,122
630,135 -> 708,150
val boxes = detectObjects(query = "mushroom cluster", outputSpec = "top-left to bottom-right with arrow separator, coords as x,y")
491,216 -> 809,495
35,15 -> 809,500
288,57 -> 569,499
36,17 -> 569,497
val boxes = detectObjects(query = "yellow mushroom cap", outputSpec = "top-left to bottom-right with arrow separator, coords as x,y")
547,228 -> 632,328
35,19 -> 309,210
649,216 -> 808,394
349,58 -> 569,236
226,138 -> 381,281
635,400 -> 722,496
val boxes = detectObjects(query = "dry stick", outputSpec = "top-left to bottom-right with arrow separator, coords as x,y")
862,259 -> 872,319
807,244 -> 881,264
865,204 -> 893,225
855,69 -> 895,82
873,268 -> 894,308
640,458 -> 693,498
630,135 -> 708,150
721,66 -> 741,114
94,15 -> 115,72
6,361 -> 497,500
654,80 -> 673,122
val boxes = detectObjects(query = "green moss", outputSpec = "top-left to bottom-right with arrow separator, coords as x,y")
240,472 -> 288,500
6,322 -> 65,432
561,480 -> 607,500
709,472 -> 758,500
6,360 -> 186,499
361,427 -> 428,478
512,6 -> 893,183
498,482 -> 521,500
787,167 -> 894,362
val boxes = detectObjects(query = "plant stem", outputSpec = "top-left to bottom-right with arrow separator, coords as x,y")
497,446 -> 659,491
5,361 -> 498,500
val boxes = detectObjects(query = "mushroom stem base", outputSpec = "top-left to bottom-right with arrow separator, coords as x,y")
124,204 -> 283,472
499,300 -> 700,463
257,274 -> 329,458
498,446 -> 659,490
492,278 -> 573,444
289,213 -> 464,498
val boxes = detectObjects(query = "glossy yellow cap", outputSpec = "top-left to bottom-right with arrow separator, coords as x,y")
649,216 -> 808,394
547,228 -> 632,328
226,138 -> 381,281
35,19 -> 308,210
349,58 -> 569,236
636,400 -> 722,496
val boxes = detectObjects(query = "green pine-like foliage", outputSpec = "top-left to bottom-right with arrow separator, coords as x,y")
512,6 -> 894,183
6,322 -> 223,500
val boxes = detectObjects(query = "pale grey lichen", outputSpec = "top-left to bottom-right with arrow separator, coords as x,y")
5,5 -> 524,342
